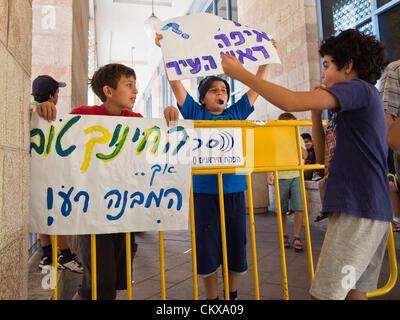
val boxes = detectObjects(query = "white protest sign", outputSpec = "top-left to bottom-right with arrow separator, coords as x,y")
29,114 -> 193,235
191,128 -> 244,167
156,12 -> 281,81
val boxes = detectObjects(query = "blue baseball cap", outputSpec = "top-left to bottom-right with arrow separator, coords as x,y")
32,75 -> 66,96
198,76 -> 230,102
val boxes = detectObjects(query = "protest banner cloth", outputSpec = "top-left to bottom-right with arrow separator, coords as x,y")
29,113 -> 193,235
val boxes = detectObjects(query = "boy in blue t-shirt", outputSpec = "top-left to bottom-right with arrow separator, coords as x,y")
221,29 -> 392,300
157,33 -> 276,300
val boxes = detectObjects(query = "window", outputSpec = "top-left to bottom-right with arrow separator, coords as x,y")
318,0 -> 400,61
378,3 -> 400,61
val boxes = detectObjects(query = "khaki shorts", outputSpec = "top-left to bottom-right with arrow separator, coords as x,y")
309,213 -> 390,300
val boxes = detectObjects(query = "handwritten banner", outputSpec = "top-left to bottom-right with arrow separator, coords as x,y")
157,12 -> 281,81
29,114 -> 194,235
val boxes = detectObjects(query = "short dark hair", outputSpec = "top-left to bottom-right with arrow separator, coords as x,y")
319,29 -> 387,85
278,112 -> 296,120
90,63 -> 136,102
33,87 -> 58,103
301,133 -> 312,141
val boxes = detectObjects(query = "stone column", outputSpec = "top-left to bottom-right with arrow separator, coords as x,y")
0,0 -> 32,300
32,0 -> 89,114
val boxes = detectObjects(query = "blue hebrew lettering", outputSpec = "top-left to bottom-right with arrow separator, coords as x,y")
243,30 -> 252,36
220,50 -> 236,58
252,30 -> 270,42
105,190 -> 128,221
58,187 -> 74,217
73,191 -> 89,213
166,61 -> 182,75
145,189 -> 164,208
162,22 -> 190,39
167,126 -> 189,155
207,139 -> 219,149
230,31 -> 245,46
178,60 -> 187,67
252,46 -> 270,59
130,192 -> 145,208
236,48 -> 258,63
162,22 -> 182,35
202,55 -> 217,72
192,138 -> 203,151
186,58 -> 201,74
214,34 -> 231,48
164,188 -> 182,211
150,164 -> 162,187
30,128 -> 45,155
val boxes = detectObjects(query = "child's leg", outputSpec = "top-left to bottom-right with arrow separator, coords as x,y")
389,181 -> 400,224
345,290 -> 367,300
228,271 -> 238,300
294,211 -> 304,238
57,235 -> 70,251
39,234 -> 51,247
203,272 -> 219,300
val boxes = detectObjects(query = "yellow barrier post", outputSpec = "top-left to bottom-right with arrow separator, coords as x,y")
126,232 -> 133,300
273,170 -> 289,300
246,174 -> 260,300
91,234 -> 97,300
367,224 -> 398,298
52,235 -> 58,300
159,231 -> 166,300
218,173 -> 230,300
294,126 -> 315,283
189,181 -> 199,300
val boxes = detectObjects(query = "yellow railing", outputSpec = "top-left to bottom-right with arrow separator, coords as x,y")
49,120 -> 397,300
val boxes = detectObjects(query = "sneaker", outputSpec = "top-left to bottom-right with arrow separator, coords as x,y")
38,256 -> 52,271
57,254 -> 84,274
39,255 -> 65,271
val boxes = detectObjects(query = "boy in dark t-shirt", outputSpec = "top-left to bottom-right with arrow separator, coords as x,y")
221,29 -> 392,300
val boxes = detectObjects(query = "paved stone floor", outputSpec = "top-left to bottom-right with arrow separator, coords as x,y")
28,212 -> 400,300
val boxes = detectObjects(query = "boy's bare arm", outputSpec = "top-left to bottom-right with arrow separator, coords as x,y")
246,64 -> 269,106
156,33 -> 187,107
245,39 -> 276,106
387,117 -> 400,154
311,109 -> 325,164
221,54 -> 339,112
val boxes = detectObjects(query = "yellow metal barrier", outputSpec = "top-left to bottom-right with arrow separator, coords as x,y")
50,119 -> 397,300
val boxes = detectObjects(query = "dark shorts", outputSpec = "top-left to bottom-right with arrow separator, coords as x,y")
78,233 -> 136,300
194,192 -> 247,276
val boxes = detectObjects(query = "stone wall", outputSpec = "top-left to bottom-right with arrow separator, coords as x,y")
238,0 -> 321,214
0,0 -> 32,299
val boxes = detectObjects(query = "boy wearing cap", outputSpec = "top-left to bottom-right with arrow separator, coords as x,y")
31,75 -> 66,122
157,33 -> 276,300
31,75 -> 84,274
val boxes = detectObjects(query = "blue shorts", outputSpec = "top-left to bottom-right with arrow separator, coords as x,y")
194,192 -> 248,276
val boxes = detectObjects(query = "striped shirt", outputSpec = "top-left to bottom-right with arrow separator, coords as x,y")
379,60 -> 400,119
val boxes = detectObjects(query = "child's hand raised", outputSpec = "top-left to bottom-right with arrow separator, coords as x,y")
221,54 -> 246,81
36,101 -> 57,122
155,33 -> 163,48
164,106 -> 180,127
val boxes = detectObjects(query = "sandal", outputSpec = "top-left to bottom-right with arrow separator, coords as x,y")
314,212 -> 328,222
283,235 -> 290,248
292,237 -> 303,253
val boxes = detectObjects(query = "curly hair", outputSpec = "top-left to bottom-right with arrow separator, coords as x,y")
90,63 -> 136,102
319,29 -> 388,85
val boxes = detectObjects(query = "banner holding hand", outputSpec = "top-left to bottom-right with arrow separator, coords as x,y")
156,12 -> 281,81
